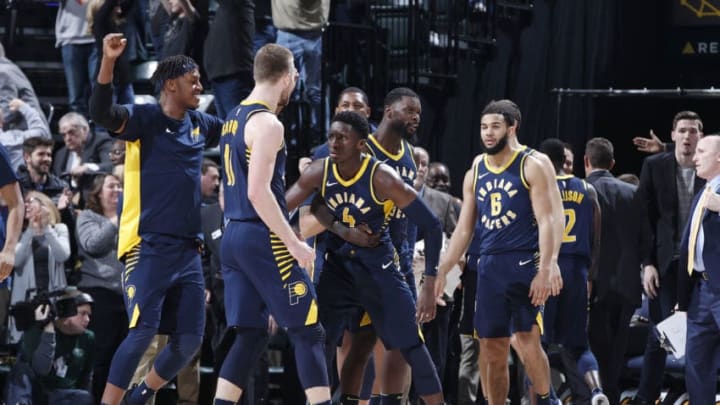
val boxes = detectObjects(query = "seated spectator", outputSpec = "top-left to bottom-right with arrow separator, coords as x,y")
108,139 -> 125,167
17,137 -> 70,204
9,191 -> 70,343
75,173 -> 127,401
54,113 -> 114,179
0,43 -> 50,133
0,99 -> 51,171
5,288 -> 94,405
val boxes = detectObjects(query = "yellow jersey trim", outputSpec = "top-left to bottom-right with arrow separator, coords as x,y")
305,299 -> 318,325
240,99 -> 273,110
333,154 -> 371,187
320,158 -> 330,198
520,153 -> 530,190
368,134 -> 404,161
556,174 -> 573,180
118,140 -> 142,259
484,149 -> 521,175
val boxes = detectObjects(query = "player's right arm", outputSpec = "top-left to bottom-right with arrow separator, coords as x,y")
436,166 -> 477,298
0,181 -> 23,281
89,33 -> 129,134
247,113 -> 314,269
284,160 -> 328,239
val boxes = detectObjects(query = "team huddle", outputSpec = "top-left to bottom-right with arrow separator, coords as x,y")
90,33 -> 610,405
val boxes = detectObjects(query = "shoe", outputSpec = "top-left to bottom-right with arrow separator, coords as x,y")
591,392 -> 610,405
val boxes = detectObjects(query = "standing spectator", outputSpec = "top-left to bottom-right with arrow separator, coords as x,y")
75,173 -> 127,402
631,111 -> 704,405
0,43 -> 50,132
55,0 -> 98,116
9,191 -> 71,343
677,134 -> 720,404
584,138 -> 648,404
204,0 -> 254,119
88,0 -> 136,104
156,0 -> 207,63
254,0 -> 276,53
271,0 -> 330,146
0,98 -> 50,171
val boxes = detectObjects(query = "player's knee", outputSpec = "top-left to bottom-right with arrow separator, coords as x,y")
124,325 -> 158,356
287,323 -> 325,347
169,333 -> 203,360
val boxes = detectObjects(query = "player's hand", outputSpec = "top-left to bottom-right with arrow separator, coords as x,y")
416,276 -> 437,323
102,33 -> 127,60
529,264 -> 562,306
288,239 -> 315,270
0,249 -> 14,282
8,98 -> 26,111
703,190 -> 720,212
642,264 -> 659,299
340,223 -> 380,248
298,157 -> 312,173
632,130 -> 665,154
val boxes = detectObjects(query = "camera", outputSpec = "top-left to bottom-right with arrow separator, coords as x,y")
9,287 -> 93,331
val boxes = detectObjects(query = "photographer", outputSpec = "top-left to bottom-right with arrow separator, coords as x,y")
7,288 -> 95,405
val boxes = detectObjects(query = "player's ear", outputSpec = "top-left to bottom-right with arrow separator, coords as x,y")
165,77 -> 177,92
358,139 -> 367,150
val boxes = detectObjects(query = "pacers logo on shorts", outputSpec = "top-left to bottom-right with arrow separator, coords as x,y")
126,285 -> 136,303
288,281 -> 308,305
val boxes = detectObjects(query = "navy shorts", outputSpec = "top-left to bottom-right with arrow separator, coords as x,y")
222,221 -> 318,329
320,243 -> 421,350
121,236 -> 205,335
474,251 -> 542,338
542,255 -> 589,348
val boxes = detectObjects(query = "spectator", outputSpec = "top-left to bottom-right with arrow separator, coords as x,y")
155,0 -> 207,62
201,158 -> 220,204
87,0 -> 136,104
254,0 -> 276,53
17,137 -> 71,205
0,98 -> 49,171
271,0 -> 330,146
55,0 -> 98,116
204,0 -> 254,119
0,43 -> 50,133
108,139 -> 126,166
9,191 -> 71,343
6,288 -> 95,405
75,173 -> 127,402
54,113 -> 114,178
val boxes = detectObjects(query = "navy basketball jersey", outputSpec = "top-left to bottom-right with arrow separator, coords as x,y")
557,175 -> 593,260
320,154 -> 395,245
366,134 -> 416,220
221,100 -> 287,221
473,149 -> 538,255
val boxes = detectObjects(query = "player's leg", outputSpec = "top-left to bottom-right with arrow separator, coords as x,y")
101,243 -> 170,405
125,242 -> 206,405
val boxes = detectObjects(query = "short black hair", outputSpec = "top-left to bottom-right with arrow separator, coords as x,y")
384,87 -> 419,107
585,137 -> 614,169
338,87 -> 370,106
331,111 -> 370,139
151,55 -> 198,86
481,99 -> 522,128
538,138 -> 566,171
23,136 -> 54,156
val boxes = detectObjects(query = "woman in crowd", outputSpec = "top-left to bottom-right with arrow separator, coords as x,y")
76,173 -> 128,401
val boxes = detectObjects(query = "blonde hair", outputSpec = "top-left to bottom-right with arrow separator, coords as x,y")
26,191 -> 61,225
253,44 -> 293,84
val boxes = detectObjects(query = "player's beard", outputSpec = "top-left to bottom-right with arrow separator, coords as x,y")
485,133 -> 509,155
389,118 -> 413,139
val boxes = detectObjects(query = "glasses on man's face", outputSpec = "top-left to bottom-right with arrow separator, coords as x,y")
60,127 -> 81,138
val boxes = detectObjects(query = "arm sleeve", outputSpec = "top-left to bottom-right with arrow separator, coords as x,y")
76,212 -> 117,257
203,113 -> 224,148
402,197 -> 442,276
89,82 -> 130,134
30,331 -> 56,376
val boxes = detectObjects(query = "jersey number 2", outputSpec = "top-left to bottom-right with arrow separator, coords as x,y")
563,209 -> 576,243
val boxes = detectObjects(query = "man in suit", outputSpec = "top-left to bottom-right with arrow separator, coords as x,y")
584,137 -> 648,405
53,112 -> 114,179
410,146 -> 458,388
677,135 -> 720,404
632,111 -> 704,405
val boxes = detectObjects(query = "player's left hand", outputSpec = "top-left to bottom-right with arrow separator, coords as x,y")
529,264 -> 562,306
417,276 -> 437,323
